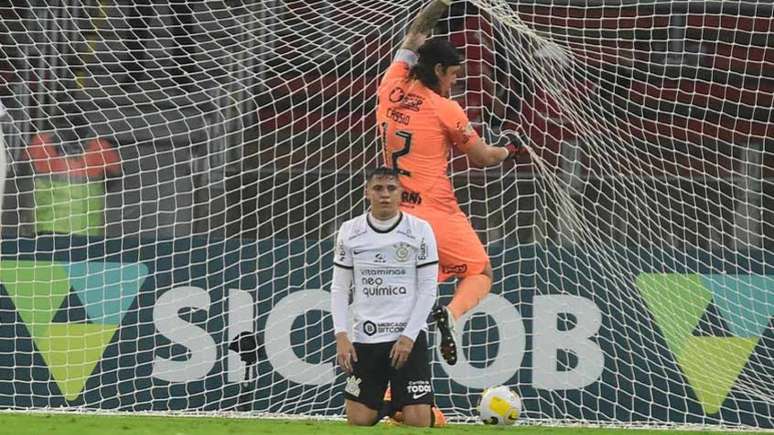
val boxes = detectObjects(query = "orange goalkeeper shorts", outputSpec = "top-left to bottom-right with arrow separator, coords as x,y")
401,200 -> 489,282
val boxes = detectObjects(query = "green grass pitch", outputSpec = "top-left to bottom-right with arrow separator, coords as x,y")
1,414 -> 772,435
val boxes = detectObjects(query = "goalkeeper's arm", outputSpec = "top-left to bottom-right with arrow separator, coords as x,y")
466,130 -> 528,167
400,0 -> 452,52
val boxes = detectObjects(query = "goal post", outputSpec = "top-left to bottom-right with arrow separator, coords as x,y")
0,0 -> 771,428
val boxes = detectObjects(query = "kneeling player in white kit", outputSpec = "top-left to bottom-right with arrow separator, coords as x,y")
331,167 -> 445,427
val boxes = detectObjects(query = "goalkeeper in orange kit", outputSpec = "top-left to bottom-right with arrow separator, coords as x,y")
376,0 -> 526,366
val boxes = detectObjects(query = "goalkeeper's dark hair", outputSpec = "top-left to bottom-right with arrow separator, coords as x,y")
410,38 -> 463,90
366,166 -> 400,183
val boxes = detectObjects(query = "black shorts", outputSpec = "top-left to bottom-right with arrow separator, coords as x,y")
343,331 -> 433,411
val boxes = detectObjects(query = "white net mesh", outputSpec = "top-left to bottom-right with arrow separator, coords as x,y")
0,0 -> 771,428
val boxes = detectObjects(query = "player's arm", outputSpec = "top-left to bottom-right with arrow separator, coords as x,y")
465,138 -> 514,167
400,0 -> 452,53
331,224 -> 357,373
467,128 -> 529,167
332,265 -> 357,373
441,100 -> 525,167
381,0 -> 452,85
331,265 -> 353,338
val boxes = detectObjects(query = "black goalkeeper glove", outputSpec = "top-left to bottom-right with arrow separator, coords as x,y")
494,130 -> 528,159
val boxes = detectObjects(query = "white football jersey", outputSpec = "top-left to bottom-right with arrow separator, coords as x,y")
334,212 -> 438,343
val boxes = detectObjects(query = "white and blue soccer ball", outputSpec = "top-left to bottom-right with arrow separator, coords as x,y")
477,385 -> 522,425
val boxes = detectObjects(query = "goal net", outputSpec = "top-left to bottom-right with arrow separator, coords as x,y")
0,0 -> 771,428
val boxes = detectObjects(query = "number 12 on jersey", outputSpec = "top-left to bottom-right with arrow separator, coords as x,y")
379,121 -> 412,176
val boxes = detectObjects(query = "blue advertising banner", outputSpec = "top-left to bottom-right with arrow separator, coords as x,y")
0,236 -> 771,427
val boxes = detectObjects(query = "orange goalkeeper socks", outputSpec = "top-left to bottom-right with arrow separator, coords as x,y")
447,274 -> 492,320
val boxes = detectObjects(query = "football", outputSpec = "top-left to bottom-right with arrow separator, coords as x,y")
477,385 -> 522,425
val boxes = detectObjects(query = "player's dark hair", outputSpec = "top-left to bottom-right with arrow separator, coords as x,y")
410,38 -> 462,90
366,166 -> 399,183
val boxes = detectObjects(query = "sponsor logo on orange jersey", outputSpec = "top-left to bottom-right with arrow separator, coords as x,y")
401,191 -> 422,205
442,264 -> 468,274
389,87 -> 405,102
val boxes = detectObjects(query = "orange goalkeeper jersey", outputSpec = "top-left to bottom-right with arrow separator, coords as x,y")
376,59 -> 481,213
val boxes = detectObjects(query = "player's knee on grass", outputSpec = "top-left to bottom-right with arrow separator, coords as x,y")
346,414 -> 380,426
345,400 -> 380,426
401,404 -> 432,427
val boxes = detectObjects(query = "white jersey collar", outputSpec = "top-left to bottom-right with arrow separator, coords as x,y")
366,211 -> 402,233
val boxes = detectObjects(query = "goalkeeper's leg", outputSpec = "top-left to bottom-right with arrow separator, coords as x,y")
434,266 -> 492,366
435,216 -> 492,365
401,205 -> 492,366
445,265 -> 493,320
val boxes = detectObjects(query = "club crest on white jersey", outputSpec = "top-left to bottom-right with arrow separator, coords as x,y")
333,212 -> 438,343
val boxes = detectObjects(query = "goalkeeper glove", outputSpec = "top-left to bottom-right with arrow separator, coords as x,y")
494,130 -> 528,159
505,143 -> 527,159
